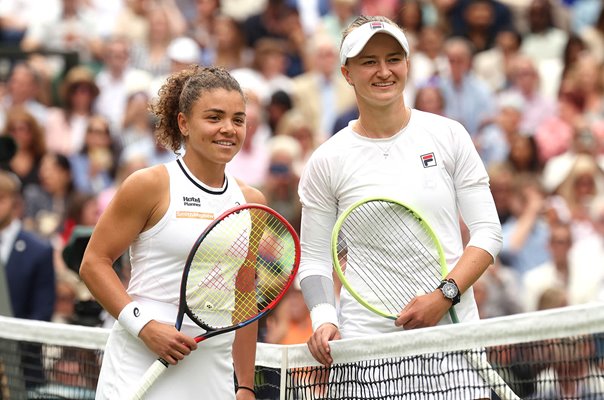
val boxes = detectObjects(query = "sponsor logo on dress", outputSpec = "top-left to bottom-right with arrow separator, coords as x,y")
183,196 -> 201,207
421,152 -> 437,168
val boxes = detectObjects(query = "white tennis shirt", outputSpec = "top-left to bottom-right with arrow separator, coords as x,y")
298,109 -> 502,337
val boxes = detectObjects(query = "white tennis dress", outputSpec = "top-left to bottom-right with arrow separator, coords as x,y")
96,158 -> 246,400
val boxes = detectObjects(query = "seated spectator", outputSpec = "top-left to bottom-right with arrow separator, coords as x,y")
1,107 -> 45,190
70,115 -> 120,196
45,66 -> 100,156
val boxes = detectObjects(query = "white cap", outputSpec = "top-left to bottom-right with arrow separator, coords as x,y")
339,21 -> 410,65
167,37 -> 201,64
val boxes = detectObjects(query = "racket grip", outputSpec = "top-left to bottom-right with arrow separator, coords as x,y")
128,358 -> 169,400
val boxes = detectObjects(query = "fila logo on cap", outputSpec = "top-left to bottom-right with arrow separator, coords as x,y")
370,22 -> 384,30
421,153 -> 437,168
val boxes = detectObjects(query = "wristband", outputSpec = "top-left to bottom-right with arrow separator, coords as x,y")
236,385 -> 256,396
118,301 -> 153,338
310,303 -> 339,331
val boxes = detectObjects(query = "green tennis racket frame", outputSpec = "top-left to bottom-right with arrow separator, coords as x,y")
331,196 -> 459,322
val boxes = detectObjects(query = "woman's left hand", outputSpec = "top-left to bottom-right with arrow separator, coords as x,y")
394,291 -> 451,330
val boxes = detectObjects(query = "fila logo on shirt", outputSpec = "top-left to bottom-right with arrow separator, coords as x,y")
421,153 -> 437,168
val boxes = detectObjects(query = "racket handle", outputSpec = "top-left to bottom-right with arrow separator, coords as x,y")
128,358 -> 169,400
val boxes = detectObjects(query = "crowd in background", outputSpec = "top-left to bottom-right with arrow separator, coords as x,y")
1,0 -> 604,350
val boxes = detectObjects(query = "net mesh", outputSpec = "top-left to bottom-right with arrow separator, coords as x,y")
1,303 -> 604,399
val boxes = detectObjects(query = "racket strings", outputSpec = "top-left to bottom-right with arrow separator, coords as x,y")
337,201 -> 443,316
185,208 -> 298,329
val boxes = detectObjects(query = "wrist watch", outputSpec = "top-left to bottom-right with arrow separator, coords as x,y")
437,278 -> 461,306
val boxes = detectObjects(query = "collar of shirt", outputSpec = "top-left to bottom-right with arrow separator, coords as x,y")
0,220 -> 21,266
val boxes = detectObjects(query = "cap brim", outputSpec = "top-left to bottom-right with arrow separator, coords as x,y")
340,22 -> 410,65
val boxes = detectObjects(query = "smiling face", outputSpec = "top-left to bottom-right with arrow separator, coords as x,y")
178,88 -> 246,167
341,33 -> 409,108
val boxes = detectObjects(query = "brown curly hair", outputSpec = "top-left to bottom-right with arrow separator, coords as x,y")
151,65 -> 245,153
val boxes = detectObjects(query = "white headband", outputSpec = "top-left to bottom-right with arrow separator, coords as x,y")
339,21 -> 410,66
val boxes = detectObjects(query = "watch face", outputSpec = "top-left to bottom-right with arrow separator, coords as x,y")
442,282 -> 458,298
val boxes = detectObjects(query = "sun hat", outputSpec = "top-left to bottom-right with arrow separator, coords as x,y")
339,20 -> 410,65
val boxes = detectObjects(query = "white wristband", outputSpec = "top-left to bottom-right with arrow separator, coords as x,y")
118,301 -> 153,338
310,303 -> 339,331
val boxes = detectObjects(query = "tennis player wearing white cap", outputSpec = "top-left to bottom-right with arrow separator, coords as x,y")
297,15 -> 503,399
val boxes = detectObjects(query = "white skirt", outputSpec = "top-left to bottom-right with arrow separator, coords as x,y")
95,305 -> 236,399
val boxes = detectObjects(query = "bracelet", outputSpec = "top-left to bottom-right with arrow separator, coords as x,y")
118,301 -> 153,338
237,385 -> 256,396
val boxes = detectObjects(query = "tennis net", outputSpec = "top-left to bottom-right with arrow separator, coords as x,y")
1,303 -> 603,399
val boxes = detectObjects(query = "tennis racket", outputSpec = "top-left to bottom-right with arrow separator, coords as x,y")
128,203 -> 300,400
331,197 -> 520,400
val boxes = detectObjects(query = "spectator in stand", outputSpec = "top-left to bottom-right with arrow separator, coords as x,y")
408,25 -> 450,97
241,0 -> 306,77
451,0 -> 501,53
393,0 -> 425,50
226,93 -> 272,187
266,90 -> 293,134
475,91 -> 525,168
499,55 -> 555,137
148,36 -> 202,100
316,0 -> 359,48
94,35 -> 152,132
439,36 -> 496,137
0,107 -> 45,190
520,0 -> 569,99
0,61 -> 49,130
113,0 -> 186,50
290,33 -> 356,144
523,222 -> 601,312
473,256 -> 523,318
507,134 -> 542,174
20,0 -> 103,64
262,135 -> 303,233
488,162 -> 516,225
231,37 -> 294,106
413,83 -> 446,116
473,28 -> 523,93
534,89 -> 604,164
211,14 -> 253,71
498,172 -> 551,281
275,109 -> 318,177
186,0 -> 220,66
70,115 -> 120,196
562,52 -> 604,122
129,4 -> 177,79
521,0 -> 569,64
543,154 -> 604,245
22,152 -> 77,240
45,65 -> 100,156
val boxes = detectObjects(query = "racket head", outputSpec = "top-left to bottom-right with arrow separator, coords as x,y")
331,197 -> 447,320
180,203 -> 300,338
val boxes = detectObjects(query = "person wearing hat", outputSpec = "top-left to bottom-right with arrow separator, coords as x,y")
296,15 -> 502,398
45,65 -> 100,156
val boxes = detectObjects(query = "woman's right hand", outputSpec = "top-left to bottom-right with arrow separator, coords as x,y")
138,320 -> 198,365
307,323 -> 341,367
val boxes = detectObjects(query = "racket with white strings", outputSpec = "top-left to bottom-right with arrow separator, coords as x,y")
331,197 -> 520,400
128,203 -> 300,400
